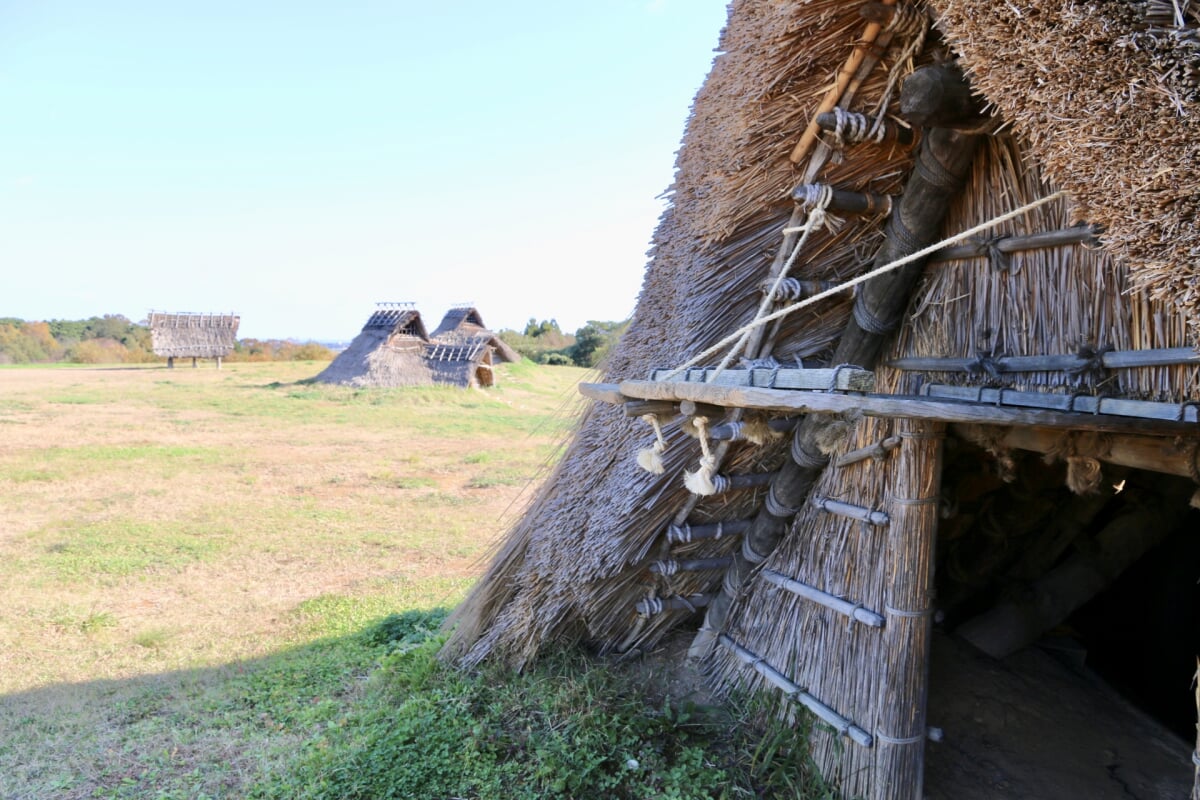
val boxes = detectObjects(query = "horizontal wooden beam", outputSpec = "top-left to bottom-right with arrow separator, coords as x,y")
889,346 -> 1200,373
927,224 -> 1101,263
647,367 -> 875,393
923,383 -> 1200,423
962,424 -> 1200,479
612,380 -> 1200,435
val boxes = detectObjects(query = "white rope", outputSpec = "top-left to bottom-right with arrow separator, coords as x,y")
683,416 -> 720,496
660,190 -> 1068,380
709,186 -> 836,378
636,413 -> 668,474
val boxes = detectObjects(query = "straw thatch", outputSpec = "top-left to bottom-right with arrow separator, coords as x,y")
442,1 -> 1199,796
315,304 -> 514,388
431,305 -> 522,364
148,312 -> 240,358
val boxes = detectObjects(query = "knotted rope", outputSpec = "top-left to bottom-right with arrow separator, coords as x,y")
683,416 -> 720,496
636,413 -> 668,475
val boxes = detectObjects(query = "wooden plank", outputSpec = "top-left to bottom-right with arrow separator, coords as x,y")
648,366 -> 875,392
924,384 -> 1200,423
578,382 -> 626,405
889,346 -> 1200,373
616,380 -> 1200,435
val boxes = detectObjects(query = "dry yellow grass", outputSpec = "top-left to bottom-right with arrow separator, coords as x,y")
0,360 -> 583,694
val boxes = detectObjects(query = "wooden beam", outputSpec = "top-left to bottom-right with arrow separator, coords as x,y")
648,366 -> 875,393
791,183 -> 894,215
889,346 -> 1200,373
579,382 -> 625,404
617,380 -> 1200,435
927,224 -> 1101,263
969,425 -> 1200,479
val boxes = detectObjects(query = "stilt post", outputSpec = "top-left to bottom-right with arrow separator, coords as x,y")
871,418 -> 944,800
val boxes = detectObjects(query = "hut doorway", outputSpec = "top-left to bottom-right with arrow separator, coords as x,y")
925,436 -> 1198,796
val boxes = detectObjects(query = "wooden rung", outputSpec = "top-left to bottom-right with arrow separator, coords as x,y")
719,634 -> 874,747
928,224 -> 1101,263
709,417 -> 800,441
635,594 -> 713,616
665,520 -> 751,544
811,495 -> 890,526
649,557 -> 733,576
791,183 -> 894,215
835,435 -> 902,467
623,400 -> 679,418
710,472 -> 778,493
760,569 -> 885,627
648,366 -> 874,393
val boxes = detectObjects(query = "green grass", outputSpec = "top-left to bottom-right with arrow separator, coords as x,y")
250,618 -> 832,800
0,361 -> 827,799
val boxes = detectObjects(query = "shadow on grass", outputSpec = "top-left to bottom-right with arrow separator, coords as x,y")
0,610 -> 445,800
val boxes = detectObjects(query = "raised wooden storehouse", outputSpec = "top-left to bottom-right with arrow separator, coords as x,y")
148,311 -> 240,368
315,303 -> 517,388
443,2 -> 1200,798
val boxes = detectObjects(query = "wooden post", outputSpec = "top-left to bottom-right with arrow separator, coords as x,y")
872,418 -> 944,800
192,357 -> 198,368
167,356 -> 175,369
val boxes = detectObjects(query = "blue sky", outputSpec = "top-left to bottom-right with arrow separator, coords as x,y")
0,1 -> 729,341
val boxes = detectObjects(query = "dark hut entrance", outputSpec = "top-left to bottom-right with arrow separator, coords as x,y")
919,437 -> 1200,797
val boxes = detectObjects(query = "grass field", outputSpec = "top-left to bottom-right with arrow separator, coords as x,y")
0,361 -> 824,800
0,361 -> 587,798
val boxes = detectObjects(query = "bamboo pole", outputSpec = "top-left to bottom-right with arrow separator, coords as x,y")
871,419 -> 944,800
789,3 -> 895,165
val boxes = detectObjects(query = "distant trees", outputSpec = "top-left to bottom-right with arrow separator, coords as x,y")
0,316 -> 334,365
498,317 -> 629,368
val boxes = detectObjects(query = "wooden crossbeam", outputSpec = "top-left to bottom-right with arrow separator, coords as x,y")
647,366 -> 875,393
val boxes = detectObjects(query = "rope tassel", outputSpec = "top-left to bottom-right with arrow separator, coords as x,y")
636,413 -> 667,475
683,417 -> 719,495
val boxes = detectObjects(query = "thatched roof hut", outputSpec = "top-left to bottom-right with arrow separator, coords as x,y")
315,303 -> 517,388
148,311 -> 240,367
443,2 -> 1200,797
431,305 -> 522,364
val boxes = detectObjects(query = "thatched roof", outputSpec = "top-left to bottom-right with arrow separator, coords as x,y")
315,304 -> 512,388
431,305 -> 521,364
442,2 -> 1199,796
148,312 -> 240,358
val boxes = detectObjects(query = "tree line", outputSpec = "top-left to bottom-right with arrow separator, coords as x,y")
498,318 -> 629,368
0,315 -> 334,365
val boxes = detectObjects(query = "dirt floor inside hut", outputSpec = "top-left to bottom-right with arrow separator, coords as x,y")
924,633 -> 1192,800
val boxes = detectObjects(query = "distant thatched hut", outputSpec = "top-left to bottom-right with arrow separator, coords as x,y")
148,311 -> 240,368
315,303 -> 518,388
443,2 -> 1200,798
